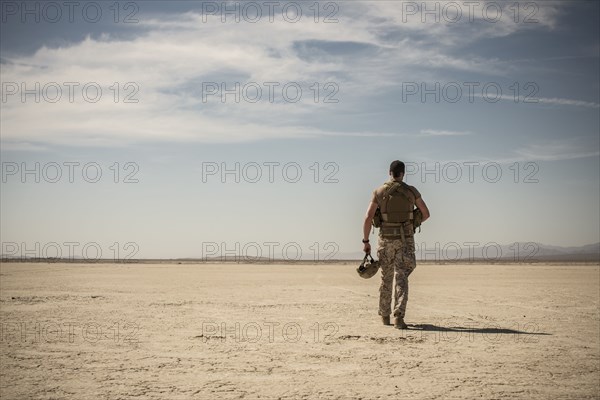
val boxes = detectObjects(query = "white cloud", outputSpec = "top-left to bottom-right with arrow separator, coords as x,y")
473,93 -> 600,109
420,129 -> 472,136
535,97 -> 600,109
461,140 -> 600,164
514,141 -> 600,161
0,0 -> 583,147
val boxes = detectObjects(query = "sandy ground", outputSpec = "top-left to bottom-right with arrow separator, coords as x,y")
0,262 -> 598,400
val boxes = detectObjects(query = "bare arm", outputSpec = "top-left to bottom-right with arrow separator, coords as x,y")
415,197 -> 430,222
363,201 -> 378,240
362,202 -> 378,253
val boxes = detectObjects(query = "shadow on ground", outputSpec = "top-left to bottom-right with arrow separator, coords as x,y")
408,323 -> 551,336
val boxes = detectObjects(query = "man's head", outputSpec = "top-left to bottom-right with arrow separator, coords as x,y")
389,160 -> 405,180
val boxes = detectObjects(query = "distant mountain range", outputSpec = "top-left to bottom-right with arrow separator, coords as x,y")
2,242 -> 598,263
337,242 -> 600,262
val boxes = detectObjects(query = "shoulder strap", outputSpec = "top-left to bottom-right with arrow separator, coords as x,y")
402,182 -> 418,200
387,182 -> 414,199
383,181 -> 400,196
381,181 -> 400,207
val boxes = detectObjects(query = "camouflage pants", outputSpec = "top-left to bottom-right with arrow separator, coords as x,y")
377,225 -> 416,319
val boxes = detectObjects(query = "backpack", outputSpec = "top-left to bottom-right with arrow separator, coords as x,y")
372,181 -> 422,233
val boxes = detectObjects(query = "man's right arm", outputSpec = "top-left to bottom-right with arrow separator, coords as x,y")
363,201 -> 378,242
415,197 -> 430,222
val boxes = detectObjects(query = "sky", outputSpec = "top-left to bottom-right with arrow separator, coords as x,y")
1,0 -> 599,260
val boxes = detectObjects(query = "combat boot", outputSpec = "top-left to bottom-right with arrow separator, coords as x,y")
381,316 -> 391,326
394,317 -> 408,329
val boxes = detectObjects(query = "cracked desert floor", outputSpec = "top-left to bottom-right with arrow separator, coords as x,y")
1,262 -> 598,399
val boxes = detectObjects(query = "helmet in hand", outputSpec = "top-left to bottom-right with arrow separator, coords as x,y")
357,253 -> 380,279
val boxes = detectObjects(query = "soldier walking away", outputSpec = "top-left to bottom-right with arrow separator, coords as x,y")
362,161 -> 430,329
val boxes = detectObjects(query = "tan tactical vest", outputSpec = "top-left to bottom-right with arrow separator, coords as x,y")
379,181 -> 416,223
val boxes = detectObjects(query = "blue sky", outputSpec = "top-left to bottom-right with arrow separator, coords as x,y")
1,1 -> 599,259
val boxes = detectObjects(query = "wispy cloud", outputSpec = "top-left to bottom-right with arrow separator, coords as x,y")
420,129 -> 473,137
0,141 -> 49,152
0,1 -> 588,147
514,141 -> 600,161
473,93 -> 600,109
535,97 -> 600,109
419,137 -> 600,165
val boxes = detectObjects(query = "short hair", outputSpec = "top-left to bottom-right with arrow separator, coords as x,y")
389,160 -> 405,178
